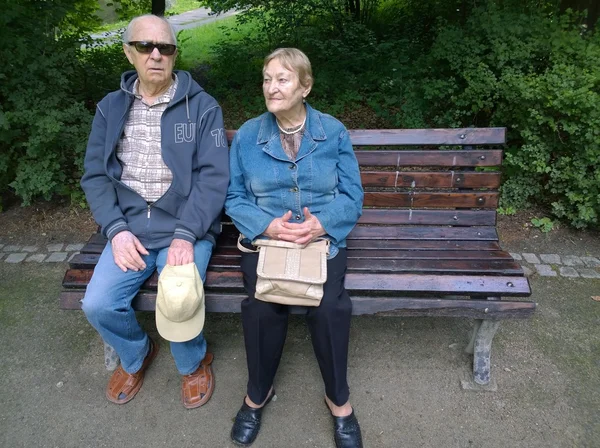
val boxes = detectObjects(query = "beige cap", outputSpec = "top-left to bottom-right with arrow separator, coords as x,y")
156,263 -> 205,343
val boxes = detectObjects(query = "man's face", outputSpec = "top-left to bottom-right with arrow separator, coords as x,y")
123,17 -> 176,89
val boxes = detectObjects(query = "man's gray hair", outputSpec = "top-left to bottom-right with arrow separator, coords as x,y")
122,14 -> 177,45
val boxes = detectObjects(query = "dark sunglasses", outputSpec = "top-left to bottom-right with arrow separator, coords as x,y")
127,41 -> 177,56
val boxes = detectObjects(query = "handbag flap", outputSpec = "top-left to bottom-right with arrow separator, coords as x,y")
256,244 -> 327,284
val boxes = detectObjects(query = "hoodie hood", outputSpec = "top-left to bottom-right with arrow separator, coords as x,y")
119,70 -> 204,121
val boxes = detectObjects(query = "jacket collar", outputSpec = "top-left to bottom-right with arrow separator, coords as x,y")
256,103 -> 326,145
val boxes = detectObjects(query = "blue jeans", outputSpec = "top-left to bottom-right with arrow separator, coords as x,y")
82,239 -> 213,375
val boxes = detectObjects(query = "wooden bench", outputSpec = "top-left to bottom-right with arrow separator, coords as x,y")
60,127 -> 534,387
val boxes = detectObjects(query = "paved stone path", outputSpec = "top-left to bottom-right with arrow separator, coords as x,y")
0,243 -> 84,264
1,240 -> 598,279
509,252 -> 600,279
90,7 -> 238,43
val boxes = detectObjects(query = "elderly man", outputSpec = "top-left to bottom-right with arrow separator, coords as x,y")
80,14 -> 229,408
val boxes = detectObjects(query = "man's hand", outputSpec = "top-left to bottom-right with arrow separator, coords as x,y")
279,207 -> 326,245
167,238 -> 194,266
111,231 -> 149,272
263,210 -> 294,240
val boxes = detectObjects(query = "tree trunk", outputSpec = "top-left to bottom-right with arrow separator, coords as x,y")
152,0 -> 166,16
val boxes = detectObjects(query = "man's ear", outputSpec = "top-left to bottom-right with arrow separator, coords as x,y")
123,43 -> 134,64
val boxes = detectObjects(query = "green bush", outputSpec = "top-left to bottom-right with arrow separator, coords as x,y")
0,0 -> 130,205
110,0 -> 153,21
398,6 -> 600,228
201,2 -> 599,228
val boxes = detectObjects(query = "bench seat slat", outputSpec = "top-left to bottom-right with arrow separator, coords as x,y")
355,150 -> 502,167
77,237 -> 503,256
60,290 -> 534,319
203,258 -> 523,275
215,234 -> 503,250
350,226 -> 498,241
63,269 -> 530,296
69,253 -> 521,275
209,248 -> 513,260
70,248 -> 513,267
360,171 -> 501,189
358,209 -> 496,226
346,240 -> 502,250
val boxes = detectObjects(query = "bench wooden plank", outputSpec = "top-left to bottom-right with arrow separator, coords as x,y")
60,290 -> 533,319
225,128 -> 507,147
63,269 -> 530,296
70,248 -> 514,268
360,171 -> 501,189
363,192 -> 498,208
345,240 -> 502,250
69,253 -> 522,276
204,258 -> 523,275
349,226 -> 498,241
355,150 -> 503,167
77,234 -> 504,255
358,210 -> 496,226
208,248 -> 513,260
347,128 -> 506,146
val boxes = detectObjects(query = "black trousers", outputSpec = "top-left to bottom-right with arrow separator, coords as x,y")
240,248 -> 353,407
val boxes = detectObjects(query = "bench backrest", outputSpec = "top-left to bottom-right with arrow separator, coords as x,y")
226,127 -> 505,229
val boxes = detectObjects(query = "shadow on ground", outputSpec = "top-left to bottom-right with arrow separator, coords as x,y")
0,263 -> 598,447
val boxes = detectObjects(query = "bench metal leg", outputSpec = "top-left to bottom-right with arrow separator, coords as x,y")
103,341 -> 120,371
464,320 -> 481,355
468,319 -> 501,385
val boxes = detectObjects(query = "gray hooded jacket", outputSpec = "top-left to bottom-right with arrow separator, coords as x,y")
81,70 -> 229,249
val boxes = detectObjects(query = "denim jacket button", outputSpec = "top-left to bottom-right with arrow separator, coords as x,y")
290,187 -> 298,192
289,165 -> 295,170
295,215 -> 301,220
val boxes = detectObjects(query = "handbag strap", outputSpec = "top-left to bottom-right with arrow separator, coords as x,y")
237,234 -> 330,254
236,234 -> 259,253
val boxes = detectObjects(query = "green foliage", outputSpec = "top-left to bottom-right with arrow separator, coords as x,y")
400,5 -> 600,228
531,217 -> 555,233
167,0 -> 203,15
2,0 -> 599,230
497,206 -> 517,216
109,0 -> 153,21
177,16 -> 254,70
0,0 -> 130,205
194,1 -> 599,228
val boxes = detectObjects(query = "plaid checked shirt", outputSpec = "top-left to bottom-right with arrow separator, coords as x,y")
116,75 -> 179,202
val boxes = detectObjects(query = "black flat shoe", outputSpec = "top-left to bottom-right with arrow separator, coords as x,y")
332,410 -> 363,448
230,391 -> 276,446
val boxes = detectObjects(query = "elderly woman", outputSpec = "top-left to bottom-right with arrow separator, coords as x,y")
225,48 -> 364,447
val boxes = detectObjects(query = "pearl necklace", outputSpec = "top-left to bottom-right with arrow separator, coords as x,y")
276,115 -> 307,135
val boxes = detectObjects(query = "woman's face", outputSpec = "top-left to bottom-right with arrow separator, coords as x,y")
263,58 -> 309,116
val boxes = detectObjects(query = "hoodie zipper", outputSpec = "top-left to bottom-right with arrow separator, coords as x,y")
112,72 -> 193,234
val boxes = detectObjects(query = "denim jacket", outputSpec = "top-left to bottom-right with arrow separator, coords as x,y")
225,104 -> 364,257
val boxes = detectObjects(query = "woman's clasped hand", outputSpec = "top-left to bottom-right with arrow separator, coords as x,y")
264,208 -> 326,245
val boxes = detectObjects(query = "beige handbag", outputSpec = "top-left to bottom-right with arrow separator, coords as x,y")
237,235 -> 330,306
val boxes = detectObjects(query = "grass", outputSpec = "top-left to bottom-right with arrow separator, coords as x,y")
176,15 -> 258,69
94,0 -> 204,33
167,0 -> 203,15
95,19 -> 128,33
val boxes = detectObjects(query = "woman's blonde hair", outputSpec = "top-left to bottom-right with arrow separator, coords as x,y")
263,48 -> 314,89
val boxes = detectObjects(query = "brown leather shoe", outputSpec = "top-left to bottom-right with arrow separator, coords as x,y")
181,352 -> 214,409
105,338 -> 159,404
